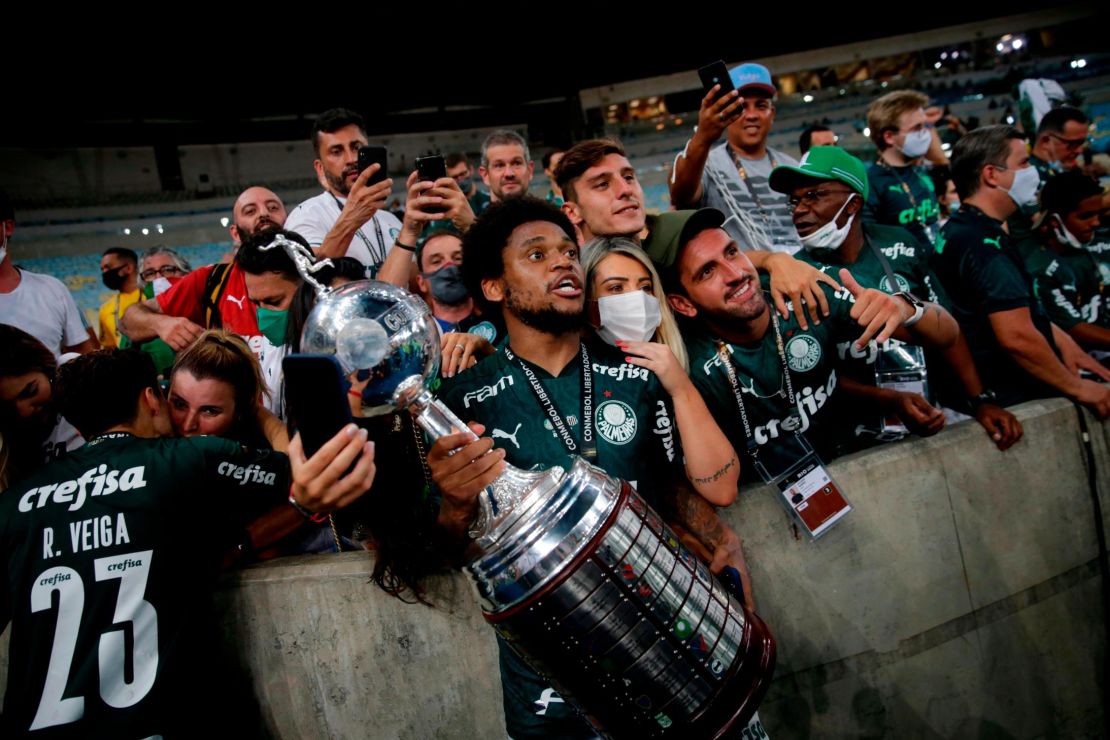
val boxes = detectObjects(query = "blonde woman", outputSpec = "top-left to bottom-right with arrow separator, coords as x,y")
582,237 -> 753,606
581,237 -> 739,503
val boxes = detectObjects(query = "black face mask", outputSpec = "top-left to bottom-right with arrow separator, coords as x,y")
422,264 -> 470,306
102,266 -> 128,291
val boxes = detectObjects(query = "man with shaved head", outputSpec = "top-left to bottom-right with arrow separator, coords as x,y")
119,185 -> 294,411
230,186 -> 287,244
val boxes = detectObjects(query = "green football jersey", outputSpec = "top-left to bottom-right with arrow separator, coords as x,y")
796,223 -> 943,440
438,338 -> 684,739
864,161 -> 940,251
685,283 -> 861,481
0,433 -> 290,738
1028,243 -> 1110,330
439,338 -> 683,505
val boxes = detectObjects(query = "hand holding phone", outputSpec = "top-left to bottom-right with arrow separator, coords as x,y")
695,60 -> 743,143
357,146 -> 389,186
415,156 -> 449,214
698,60 -> 734,100
283,354 -> 354,458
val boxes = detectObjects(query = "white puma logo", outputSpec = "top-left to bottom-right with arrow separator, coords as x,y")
226,295 -> 246,309
492,422 -> 522,449
534,688 -> 564,716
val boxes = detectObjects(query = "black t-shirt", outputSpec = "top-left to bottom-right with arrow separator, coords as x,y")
0,433 -> 289,739
930,205 -> 1058,405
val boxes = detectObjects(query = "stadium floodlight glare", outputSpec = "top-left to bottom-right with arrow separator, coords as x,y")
1012,38 -> 1023,50
996,43 -> 1005,52
220,217 -> 230,227
123,228 -> 131,235
952,51 -> 959,59
141,228 -> 150,236
940,52 -> 948,60
863,127 -> 871,137
934,62 -> 942,69
156,224 -> 164,234
803,94 -> 814,103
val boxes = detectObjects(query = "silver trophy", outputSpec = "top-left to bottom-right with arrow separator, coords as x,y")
272,234 -> 775,739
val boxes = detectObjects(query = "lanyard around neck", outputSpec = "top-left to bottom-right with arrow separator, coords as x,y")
503,343 -> 596,462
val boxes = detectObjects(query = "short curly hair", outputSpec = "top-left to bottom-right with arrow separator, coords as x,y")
460,197 -> 577,313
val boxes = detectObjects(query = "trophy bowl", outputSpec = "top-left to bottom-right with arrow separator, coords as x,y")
299,280 -> 442,417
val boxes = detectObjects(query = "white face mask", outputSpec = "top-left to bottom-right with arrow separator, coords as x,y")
1053,215 -> 1088,248
1001,166 -> 1040,208
151,277 -> 174,296
900,129 -> 932,159
800,194 -> 858,253
596,290 -> 663,345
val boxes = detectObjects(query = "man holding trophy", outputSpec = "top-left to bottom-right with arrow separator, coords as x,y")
424,198 -> 767,739
280,199 -> 774,739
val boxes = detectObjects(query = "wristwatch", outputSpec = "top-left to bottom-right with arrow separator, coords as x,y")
893,291 -> 925,326
969,389 -> 998,409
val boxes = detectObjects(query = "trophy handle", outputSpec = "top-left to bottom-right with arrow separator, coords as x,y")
412,392 -> 479,443
395,378 -> 558,540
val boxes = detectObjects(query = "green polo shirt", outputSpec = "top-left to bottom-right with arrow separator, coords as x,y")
0,433 -> 290,738
685,283 -> 861,481
931,205 -> 1057,406
438,337 -> 683,739
1028,242 -> 1110,331
864,161 -> 941,252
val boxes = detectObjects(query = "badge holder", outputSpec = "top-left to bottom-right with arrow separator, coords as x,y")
874,343 -> 930,435
754,434 -> 852,540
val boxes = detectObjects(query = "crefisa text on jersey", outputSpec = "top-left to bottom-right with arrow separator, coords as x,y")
18,464 -> 147,514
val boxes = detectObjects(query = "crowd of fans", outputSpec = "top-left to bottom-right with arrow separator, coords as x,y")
1,58 -> 1108,738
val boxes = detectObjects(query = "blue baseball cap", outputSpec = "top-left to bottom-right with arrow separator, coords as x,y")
729,63 -> 775,97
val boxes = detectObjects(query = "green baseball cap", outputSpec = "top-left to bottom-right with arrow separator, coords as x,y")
768,146 -> 869,201
642,208 -> 727,271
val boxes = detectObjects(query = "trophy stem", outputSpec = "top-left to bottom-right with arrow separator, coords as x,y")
397,379 -> 560,543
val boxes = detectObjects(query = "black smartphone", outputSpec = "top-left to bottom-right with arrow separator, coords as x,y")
415,155 -> 447,182
415,155 -> 449,213
282,354 -> 353,458
698,60 -> 734,99
357,146 -> 389,186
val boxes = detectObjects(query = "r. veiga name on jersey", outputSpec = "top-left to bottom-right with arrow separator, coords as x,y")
18,464 -> 148,514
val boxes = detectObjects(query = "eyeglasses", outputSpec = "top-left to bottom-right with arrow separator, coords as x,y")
787,187 -> 854,210
1050,133 -> 1087,150
140,265 -> 185,281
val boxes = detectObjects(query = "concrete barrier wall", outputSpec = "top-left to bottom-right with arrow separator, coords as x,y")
1,398 -> 1106,738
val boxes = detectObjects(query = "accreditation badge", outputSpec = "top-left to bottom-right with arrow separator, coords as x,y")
758,435 -> 852,539
874,343 -> 930,435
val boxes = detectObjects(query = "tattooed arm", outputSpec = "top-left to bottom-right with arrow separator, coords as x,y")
658,478 -> 755,609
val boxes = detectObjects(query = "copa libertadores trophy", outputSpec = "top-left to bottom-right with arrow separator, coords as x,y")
269,234 -> 776,739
